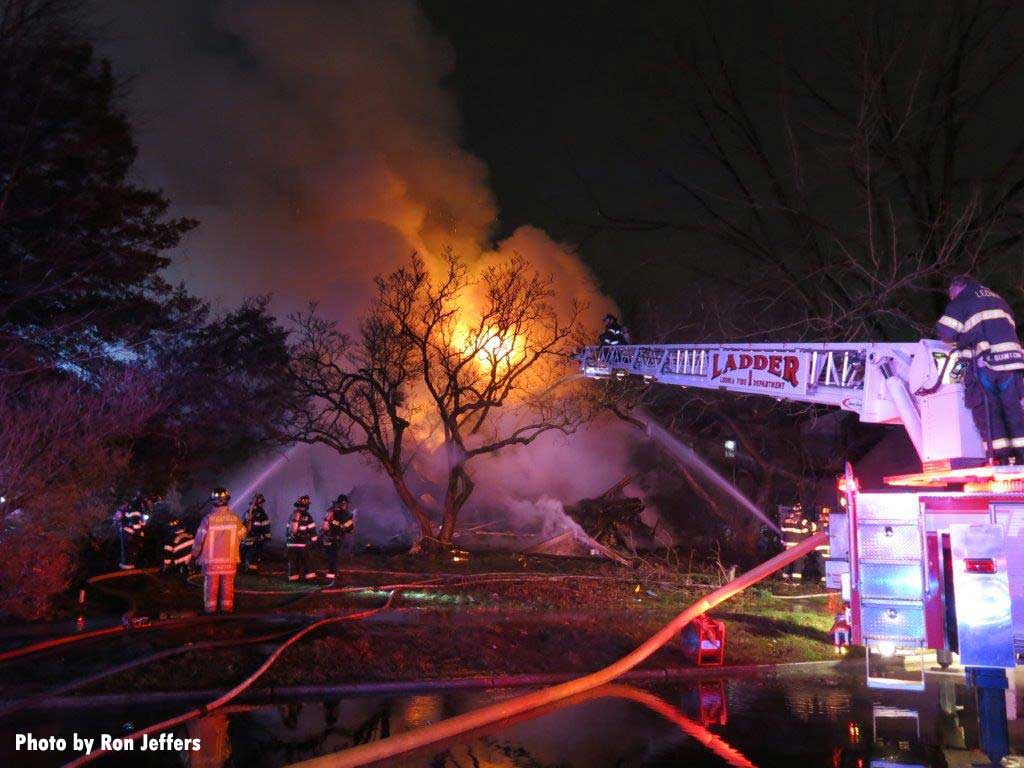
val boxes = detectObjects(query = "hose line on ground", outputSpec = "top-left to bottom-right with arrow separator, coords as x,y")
61,590 -> 398,768
286,532 -> 827,768
0,626 -> 300,721
0,569 -> 182,664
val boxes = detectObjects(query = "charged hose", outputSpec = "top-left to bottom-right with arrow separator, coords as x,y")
286,532 -> 827,768
0,568 -> 183,664
0,626 -> 299,720
61,591 -> 398,768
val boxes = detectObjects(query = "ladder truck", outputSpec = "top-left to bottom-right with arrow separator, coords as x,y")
578,340 -> 1024,693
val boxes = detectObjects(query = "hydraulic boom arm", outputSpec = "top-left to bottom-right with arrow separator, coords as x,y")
577,340 -> 982,469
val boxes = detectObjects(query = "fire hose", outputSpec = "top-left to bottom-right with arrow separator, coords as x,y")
61,590 -> 399,768
0,626 -> 300,721
287,532 -> 827,768
0,568 -> 183,664
1,565 -> 341,665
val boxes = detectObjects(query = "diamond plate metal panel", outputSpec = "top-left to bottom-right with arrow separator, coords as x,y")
856,493 -> 921,522
861,600 -> 926,642
858,523 -> 922,562
828,511 -> 849,560
859,562 -> 925,601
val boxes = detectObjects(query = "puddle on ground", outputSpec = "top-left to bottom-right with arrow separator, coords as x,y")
0,668 -> 1009,767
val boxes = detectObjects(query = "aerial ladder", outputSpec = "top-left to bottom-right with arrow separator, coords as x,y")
578,340 -> 1024,708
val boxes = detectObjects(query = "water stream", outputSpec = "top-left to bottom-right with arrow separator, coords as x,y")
637,411 -> 780,535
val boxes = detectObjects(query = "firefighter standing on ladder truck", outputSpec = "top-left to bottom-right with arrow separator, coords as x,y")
937,275 -> 1024,464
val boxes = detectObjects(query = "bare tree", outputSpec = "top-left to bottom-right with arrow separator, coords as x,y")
288,306 -> 435,540
580,0 -> 1024,342
289,250 -> 588,547
566,1 -> 1024,555
377,251 -> 585,543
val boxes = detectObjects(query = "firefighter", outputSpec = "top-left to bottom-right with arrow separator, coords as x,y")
190,487 -> 246,613
161,516 -> 194,574
813,505 -> 832,584
598,314 -> 630,347
780,503 -> 815,581
937,275 -> 1024,464
321,494 -> 355,580
286,494 -> 318,581
115,496 -> 145,570
241,492 -> 272,572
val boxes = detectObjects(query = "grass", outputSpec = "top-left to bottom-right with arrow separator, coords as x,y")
1,552 -> 841,697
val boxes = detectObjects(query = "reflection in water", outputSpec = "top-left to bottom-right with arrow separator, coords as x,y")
186,713 -> 231,768
398,695 -> 444,729
601,684 -> 757,768
0,671 -> 995,768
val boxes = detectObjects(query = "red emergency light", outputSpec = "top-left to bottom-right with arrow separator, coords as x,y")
964,558 -> 997,574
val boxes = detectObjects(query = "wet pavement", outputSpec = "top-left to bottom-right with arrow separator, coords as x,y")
0,666 -> 1014,767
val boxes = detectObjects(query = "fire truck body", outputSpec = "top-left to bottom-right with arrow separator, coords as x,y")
578,341 -> 1022,685
831,469 -> 1022,687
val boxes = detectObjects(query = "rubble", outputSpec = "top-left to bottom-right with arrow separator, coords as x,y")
563,476 -> 655,553
525,475 -> 654,566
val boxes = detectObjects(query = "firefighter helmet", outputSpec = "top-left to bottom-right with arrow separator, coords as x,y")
294,494 -> 311,509
603,313 -> 617,324
211,487 -> 231,506
252,493 -> 265,505
334,494 -> 349,506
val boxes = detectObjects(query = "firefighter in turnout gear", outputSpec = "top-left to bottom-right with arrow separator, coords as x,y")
190,487 -> 246,613
321,494 -> 355,580
287,494 -> 318,581
598,314 -> 629,347
115,496 -> 145,569
805,506 -> 831,584
241,493 -> 272,572
937,276 -> 1024,464
161,516 -> 194,574
780,504 -> 816,581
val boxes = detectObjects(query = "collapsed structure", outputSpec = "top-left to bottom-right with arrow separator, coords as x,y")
523,476 -> 654,566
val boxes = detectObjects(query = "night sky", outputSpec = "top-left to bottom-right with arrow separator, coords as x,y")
91,0 -> 778,319
94,1 -> 1022,327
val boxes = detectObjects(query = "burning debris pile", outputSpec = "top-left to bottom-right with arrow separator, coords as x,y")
522,476 -> 654,566
564,476 -> 654,552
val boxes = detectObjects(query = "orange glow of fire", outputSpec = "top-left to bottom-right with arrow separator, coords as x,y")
452,322 -> 521,373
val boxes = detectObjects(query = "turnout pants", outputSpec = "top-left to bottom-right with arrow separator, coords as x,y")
119,531 -> 139,569
242,539 -> 265,570
287,544 -> 315,580
783,552 -> 805,580
324,543 -> 341,578
202,569 -> 237,613
967,368 -> 1024,461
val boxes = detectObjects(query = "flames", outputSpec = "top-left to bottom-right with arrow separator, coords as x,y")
450,322 -> 521,374
473,328 -> 518,372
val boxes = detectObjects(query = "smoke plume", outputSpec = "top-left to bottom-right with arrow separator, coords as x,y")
101,0 -> 639,540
